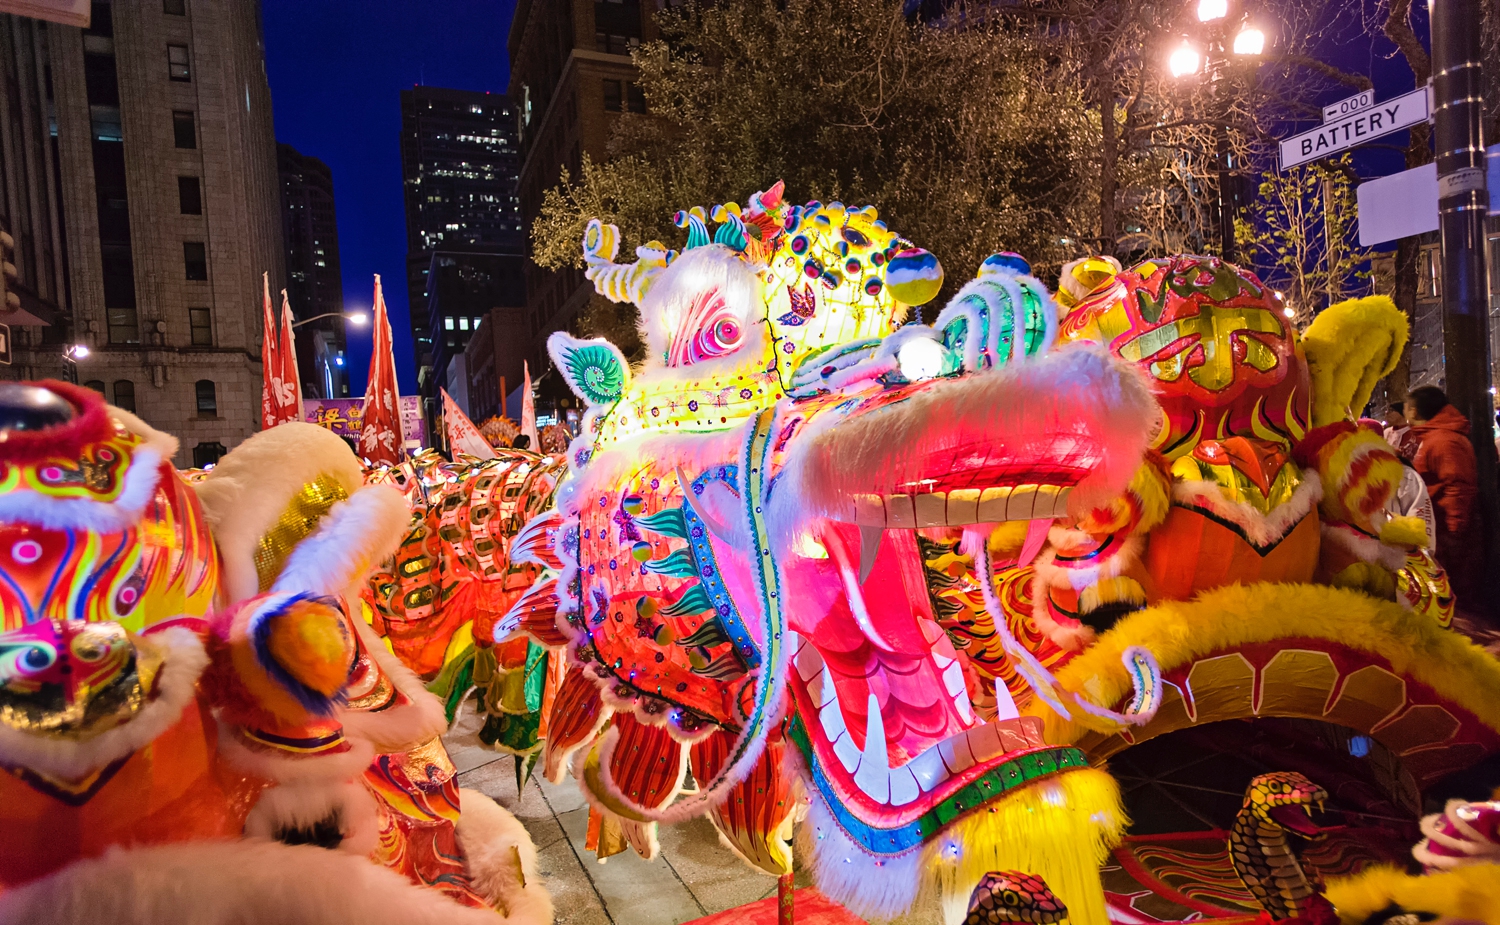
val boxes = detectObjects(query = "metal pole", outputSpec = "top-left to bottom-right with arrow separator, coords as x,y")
1431,0 -> 1497,615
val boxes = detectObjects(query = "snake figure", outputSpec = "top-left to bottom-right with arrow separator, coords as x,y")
962,872 -> 1068,925
1229,771 -> 1329,919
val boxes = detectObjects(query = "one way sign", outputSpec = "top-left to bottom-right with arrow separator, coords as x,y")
1279,87 -> 1430,171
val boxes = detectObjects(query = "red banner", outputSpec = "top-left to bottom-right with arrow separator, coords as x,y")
259,274 -> 301,429
358,275 -> 405,466
276,289 -> 304,425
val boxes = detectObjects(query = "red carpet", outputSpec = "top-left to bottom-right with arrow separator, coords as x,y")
681,889 -> 867,925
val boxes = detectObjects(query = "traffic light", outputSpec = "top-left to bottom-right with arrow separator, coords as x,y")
0,230 -> 18,314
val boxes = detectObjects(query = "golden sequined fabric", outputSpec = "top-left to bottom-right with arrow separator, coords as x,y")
253,474 -> 349,592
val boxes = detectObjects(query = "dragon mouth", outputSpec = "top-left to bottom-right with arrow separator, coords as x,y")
787,630 -> 1054,821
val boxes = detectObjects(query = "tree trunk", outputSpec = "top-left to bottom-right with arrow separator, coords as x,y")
1096,76 -> 1118,257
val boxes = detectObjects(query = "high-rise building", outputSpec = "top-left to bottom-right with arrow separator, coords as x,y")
0,0 -> 284,468
278,142 -> 346,398
398,85 -> 523,430
507,0 -> 656,376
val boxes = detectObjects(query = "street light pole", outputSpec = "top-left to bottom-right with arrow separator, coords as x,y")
1430,0 -> 1497,612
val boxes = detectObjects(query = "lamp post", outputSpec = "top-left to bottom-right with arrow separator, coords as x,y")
62,344 -> 88,384
1168,0 -> 1266,262
292,311 -> 368,330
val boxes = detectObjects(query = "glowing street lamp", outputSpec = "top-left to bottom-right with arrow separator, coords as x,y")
1197,0 -> 1229,21
1169,43 -> 1203,78
1232,25 -> 1266,56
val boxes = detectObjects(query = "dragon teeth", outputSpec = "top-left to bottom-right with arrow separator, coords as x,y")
850,484 -> 1069,528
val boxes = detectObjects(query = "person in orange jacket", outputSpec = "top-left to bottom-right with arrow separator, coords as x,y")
1408,386 -> 1485,614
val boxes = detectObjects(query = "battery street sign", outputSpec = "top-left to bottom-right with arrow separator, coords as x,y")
1279,86 -> 1430,171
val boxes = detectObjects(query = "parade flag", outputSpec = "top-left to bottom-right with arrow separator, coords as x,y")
260,272 -> 280,430
441,388 -> 495,460
271,289 -> 303,426
359,275 -> 405,466
520,360 -> 539,450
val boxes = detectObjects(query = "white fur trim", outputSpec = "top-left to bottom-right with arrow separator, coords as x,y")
194,422 -> 367,604
272,486 -> 411,598
457,789 -> 555,925
636,245 -> 768,379
107,405 -> 179,461
242,778 -> 380,858
0,840 -> 507,925
1321,521 -> 1408,571
1171,471 -> 1323,547
0,446 -> 164,532
1034,530 -> 1144,591
338,619 -> 449,753
0,627 -> 205,780
768,346 -> 1157,543
793,760 -> 924,920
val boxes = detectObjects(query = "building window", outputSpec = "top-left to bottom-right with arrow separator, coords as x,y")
183,241 -> 207,280
178,176 -> 202,214
167,44 -> 190,81
107,307 -> 138,345
595,33 -> 637,55
603,79 -> 623,112
189,307 -> 212,345
627,82 -> 646,114
163,0 -> 186,13
112,379 -> 136,413
84,379 -> 105,395
172,110 -> 196,148
192,441 -> 225,467
195,379 -> 216,416
459,316 -> 469,331
444,316 -> 454,330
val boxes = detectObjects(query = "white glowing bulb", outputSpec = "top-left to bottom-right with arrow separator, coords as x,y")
898,338 -> 946,381
1233,26 -> 1265,55
1168,43 -> 1202,78
1283,306 -> 1296,318
69,344 -> 90,359
1197,0 -> 1228,21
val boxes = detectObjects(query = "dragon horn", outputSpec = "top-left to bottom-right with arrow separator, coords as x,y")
582,218 -> 664,305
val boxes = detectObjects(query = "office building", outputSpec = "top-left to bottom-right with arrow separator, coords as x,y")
0,0 -> 284,467
508,0 -> 655,376
398,85 -> 523,430
278,142 -> 346,398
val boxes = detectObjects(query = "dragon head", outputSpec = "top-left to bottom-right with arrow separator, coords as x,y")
533,186 -> 1159,923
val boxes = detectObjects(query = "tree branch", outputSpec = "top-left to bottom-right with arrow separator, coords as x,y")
1277,54 -> 1373,90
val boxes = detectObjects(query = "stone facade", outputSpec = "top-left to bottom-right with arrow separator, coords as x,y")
0,0 -> 283,468
508,0 -> 657,372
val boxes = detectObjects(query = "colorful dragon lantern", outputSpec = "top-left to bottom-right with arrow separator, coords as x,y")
1001,257 -> 1500,921
507,186 -> 1167,925
0,383 -> 551,925
363,448 -> 566,758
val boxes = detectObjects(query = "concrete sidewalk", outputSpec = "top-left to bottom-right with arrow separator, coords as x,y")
445,713 -> 943,925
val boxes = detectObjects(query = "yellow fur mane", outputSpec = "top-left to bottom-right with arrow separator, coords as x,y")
1028,582 -> 1500,742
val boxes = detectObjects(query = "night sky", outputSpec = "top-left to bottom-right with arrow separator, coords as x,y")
262,0 -> 517,395
259,1 -> 1429,395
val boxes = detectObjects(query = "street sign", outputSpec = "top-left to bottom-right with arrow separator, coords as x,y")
1280,86 -> 1430,171
1355,144 -> 1499,245
0,0 -> 88,26
0,324 -> 12,367
1323,89 -> 1375,122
